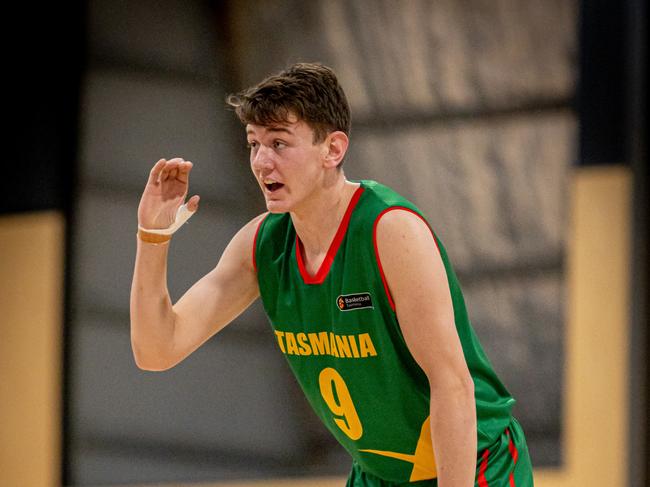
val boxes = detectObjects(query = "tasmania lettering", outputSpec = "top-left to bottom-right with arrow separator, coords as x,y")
274,330 -> 378,358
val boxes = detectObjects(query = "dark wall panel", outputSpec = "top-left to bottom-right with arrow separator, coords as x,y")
578,0 -> 628,165
4,2 -> 85,215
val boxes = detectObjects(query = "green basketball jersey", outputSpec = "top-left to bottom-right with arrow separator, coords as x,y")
254,180 -> 515,483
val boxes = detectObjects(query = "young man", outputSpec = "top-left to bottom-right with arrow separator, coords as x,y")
130,63 -> 534,486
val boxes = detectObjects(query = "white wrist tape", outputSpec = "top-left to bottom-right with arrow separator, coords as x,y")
138,203 -> 196,235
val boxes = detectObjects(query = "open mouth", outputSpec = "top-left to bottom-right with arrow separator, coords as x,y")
264,181 -> 285,192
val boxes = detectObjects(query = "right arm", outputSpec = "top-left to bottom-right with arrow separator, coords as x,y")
129,157 -> 264,371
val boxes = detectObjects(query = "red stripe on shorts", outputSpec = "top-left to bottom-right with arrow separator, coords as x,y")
506,428 -> 519,464
478,449 -> 490,487
506,428 -> 519,487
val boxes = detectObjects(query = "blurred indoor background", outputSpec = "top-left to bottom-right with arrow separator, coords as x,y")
2,0 -> 646,486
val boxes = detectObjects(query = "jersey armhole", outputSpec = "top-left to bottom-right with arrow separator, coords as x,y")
372,206 -> 440,312
252,213 -> 270,273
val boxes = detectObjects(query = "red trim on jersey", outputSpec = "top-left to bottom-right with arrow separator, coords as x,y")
252,213 -> 269,272
506,428 -> 519,487
372,206 -> 441,312
296,186 -> 365,285
478,449 -> 490,487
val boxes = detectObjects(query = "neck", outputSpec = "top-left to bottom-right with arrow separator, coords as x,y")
291,175 -> 359,256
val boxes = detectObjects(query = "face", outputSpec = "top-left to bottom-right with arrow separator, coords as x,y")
246,115 -> 329,214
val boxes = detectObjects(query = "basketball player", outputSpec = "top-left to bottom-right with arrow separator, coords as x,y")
130,63 -> 534,486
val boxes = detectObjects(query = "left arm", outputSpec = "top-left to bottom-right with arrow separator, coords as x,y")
376,209 -> 476,487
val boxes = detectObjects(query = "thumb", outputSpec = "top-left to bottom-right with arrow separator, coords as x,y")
187,194 -> 200,212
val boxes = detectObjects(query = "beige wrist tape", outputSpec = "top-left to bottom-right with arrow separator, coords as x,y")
137,203 -> 196,244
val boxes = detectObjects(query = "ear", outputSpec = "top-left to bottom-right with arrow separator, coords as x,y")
322,131 -> 349,169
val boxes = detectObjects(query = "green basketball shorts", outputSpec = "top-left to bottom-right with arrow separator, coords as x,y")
346,417 -> 534,487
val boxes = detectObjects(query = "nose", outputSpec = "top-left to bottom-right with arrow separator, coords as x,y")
251,144 -> 275,171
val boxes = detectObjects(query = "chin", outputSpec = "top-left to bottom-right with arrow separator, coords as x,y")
265,200 -> 290,214
267,207 -> 288,214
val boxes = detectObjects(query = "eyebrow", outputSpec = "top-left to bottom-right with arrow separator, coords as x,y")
246,126 -> 294,136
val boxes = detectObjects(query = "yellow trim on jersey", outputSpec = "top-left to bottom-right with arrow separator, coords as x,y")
360,416 -> 437,481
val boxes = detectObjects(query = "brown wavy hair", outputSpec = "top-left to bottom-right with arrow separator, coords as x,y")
227,63 -> 351,144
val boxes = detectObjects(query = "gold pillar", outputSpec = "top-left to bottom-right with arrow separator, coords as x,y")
536,165 -> 631,486
0,211 -> 64,487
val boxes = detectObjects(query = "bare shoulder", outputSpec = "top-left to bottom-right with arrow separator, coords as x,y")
241,212 -> 269,235
375,208 -> 435,253
221,212 -> 269,272
375,207 -> 445,303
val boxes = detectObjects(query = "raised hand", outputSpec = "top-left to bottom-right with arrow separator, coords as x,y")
137,158 -> 200,230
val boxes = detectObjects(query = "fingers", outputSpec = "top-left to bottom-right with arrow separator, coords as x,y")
148,158 -> 167,183
161,157 -> 184,182
176,160 -> 193,183
186,194 -> 200,212
150,157 -> 193,184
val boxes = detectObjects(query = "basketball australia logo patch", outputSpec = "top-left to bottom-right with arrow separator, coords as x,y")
337,292 -> 373,311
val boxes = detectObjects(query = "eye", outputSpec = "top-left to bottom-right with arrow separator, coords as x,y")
246,141 -> 258,150
273,140 -> 286,150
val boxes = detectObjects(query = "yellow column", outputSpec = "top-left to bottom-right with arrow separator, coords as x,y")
0,211 -> 64,487
536,165 -> 631,486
